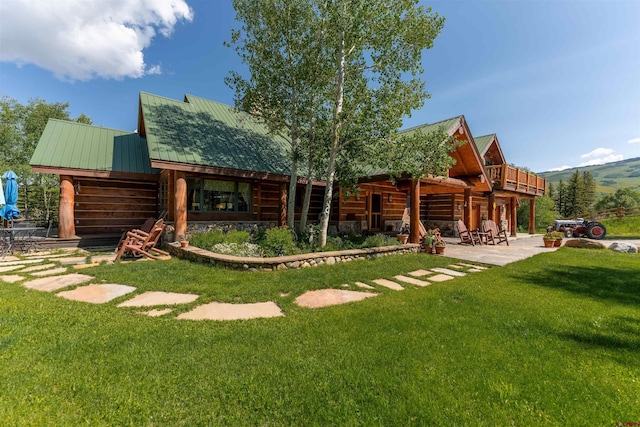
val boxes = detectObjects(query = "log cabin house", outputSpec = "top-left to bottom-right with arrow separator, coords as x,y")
30,92 -> 545,245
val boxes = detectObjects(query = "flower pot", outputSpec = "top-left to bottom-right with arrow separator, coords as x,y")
434,245 -> 445,255
543,239 -> 554,248
554,238 -> 562,247
397,234 -> 409,244
180,240 -> 189,248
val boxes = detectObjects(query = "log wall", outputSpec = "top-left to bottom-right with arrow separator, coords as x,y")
74,178 -> 158,235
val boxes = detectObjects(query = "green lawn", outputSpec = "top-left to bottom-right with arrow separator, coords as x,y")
1,248 -> 639,425
602,215 -> 640,239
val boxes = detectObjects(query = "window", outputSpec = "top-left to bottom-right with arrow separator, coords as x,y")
186,178 -> 251,212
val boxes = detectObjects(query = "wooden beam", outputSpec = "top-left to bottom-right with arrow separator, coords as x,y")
463,188 -> 472,227
58,175 -> 76,239
529,197 -> 536,234
488,193 -> 496,221
167,170 -> 175,221
31,166 -> 158,182
410,180 -> 420,244
174,171 -> 187,241
279,182 -> 287,227
151,160 -> 292,183
510,197 -> 517,237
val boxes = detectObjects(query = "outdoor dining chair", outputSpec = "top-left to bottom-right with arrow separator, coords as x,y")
482,219 -> 509,245
455,219 -> 483,246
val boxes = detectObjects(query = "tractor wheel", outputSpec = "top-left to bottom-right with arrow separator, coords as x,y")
586,222 -> 607,240
564,228 -> 573,238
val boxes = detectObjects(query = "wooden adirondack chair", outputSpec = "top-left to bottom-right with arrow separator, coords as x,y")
115,217 -> 156,253
115,219 -> 169,261
482,219 -> 509,245
456,219 -> 482,246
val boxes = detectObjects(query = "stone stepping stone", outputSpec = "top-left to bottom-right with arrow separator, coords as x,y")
73,264 -> 100,270
31,267 -> 68,277
91,254 -> 117,264
0,265 -> 24,273
372,279 -> 404,291
23,253 -> 67,259
0,255 -> 20,262
431,267 -> 467,277
0,259 -> 43,266
428,274 -> 455,282
394,275 -> 431,287
177,301 -> 284,321
22,273 -> 93,292
118,291 -> 199,307
467,268 -> 483,273
140,308 -> 173,317
448,264 -> 466,269
1,275 -> 24,283
21,263 -> 57,272
458,263 -> 487,270
57,256 -> 89,265
294,289 -> 378,308
355,281 -> 375,290
409,269 -> 432,277
57,284 -> 136,304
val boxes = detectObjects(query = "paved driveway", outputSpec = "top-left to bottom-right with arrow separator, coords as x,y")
441,234 -> 639,267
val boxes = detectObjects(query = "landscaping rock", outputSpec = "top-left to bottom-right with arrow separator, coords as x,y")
326,256 -> 336,265
564,238 -> 606,249
295,289 -> 378,308
608,242 -> 638,253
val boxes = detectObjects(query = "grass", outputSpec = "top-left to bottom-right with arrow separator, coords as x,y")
602,215 -> 640,239
1,248 -> 639,425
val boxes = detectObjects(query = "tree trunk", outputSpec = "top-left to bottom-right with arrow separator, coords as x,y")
319,30 -> 346,247
286,92 -> 299,230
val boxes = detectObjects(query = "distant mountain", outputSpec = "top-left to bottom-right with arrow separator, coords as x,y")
538,157 -> 640,194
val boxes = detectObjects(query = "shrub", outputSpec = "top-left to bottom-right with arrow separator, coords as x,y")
209,243 -> 262,257
224,230 -> 251,244
260,227 -> 299,257
189,229 -> 224,251
361,233 -> 400,248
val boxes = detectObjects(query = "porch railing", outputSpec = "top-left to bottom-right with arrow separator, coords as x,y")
486,165 -> 546,196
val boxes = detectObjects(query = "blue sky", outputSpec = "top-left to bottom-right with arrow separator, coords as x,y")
1,0 -> 639,173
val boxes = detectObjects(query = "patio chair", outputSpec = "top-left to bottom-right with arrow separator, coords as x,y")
482,219 -> 509,246
115,218 -> 169,261
455,219 -> 482,246
115,217 -> 157,253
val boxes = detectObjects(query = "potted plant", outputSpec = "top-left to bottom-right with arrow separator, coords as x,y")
396,224 -> 410,244
552,231 -> 563,247
434,237 -> 446,255
422,233 -> 435,253
543,232 -> 555,248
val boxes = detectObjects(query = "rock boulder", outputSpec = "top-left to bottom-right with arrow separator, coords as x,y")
608,242 -> 638,253
564,238 -> 606,249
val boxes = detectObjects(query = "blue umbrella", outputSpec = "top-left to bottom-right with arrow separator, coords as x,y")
0,170 -> 20,221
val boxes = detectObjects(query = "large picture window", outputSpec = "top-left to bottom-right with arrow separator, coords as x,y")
187,178 -> 251,212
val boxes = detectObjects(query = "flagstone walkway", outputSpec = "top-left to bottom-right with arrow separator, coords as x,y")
1,250 -> 489,321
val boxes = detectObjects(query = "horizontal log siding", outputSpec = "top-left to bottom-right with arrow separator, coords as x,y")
74,178 -> 158,235
424,194 -> 455,220
337,182 -> 408,223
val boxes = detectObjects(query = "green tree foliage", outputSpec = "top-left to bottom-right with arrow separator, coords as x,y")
594,187 -> 640,211
0,96 -> 92,225
228,0 -> 449,246
555,170 -> 596,217
517,195 -> 557,232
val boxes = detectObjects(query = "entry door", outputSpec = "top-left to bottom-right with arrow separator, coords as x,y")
370,193 -> 382,231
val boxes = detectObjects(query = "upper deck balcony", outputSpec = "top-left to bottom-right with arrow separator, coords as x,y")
486,164 -> 546,196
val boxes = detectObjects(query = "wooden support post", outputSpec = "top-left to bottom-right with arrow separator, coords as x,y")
463,188 -> 472,228
529,197 -> 536,234
174,172 -> 187,242
58,175 -> 76,239
279,182 -> 287,227
410,180 -> 420,244
510,197 -> 517,237
167,170 -> 175,221
488,193 -> 496,222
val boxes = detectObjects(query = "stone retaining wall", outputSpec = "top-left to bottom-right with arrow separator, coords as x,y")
167,242 -> 420,271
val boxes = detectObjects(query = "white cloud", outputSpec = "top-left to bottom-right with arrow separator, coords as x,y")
548,165 -> 572,172
578,154 -> 624,167
580,147 -> 614,159
0,0 -> 193,81
147,65 -> 162,75
629,137 -> 640,144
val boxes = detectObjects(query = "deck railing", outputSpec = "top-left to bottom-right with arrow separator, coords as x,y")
486,165 -> 546,196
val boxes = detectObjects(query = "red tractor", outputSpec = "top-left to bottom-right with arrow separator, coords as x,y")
548,219 -> 607,240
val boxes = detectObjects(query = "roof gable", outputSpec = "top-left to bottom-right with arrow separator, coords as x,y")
139,92 -> 293,176
474,133 -> 506,165
30,119 -> 155,176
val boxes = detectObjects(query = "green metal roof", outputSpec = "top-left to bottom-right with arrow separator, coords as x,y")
30,119 -> 155,175
399,116 -> 462,138
140,92 -> 292,175
473,134 -> 496,156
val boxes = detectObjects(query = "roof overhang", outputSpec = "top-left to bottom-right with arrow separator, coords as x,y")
446,117 -> 492,193
151,160 -> 293,183
31,166 -> 159,182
